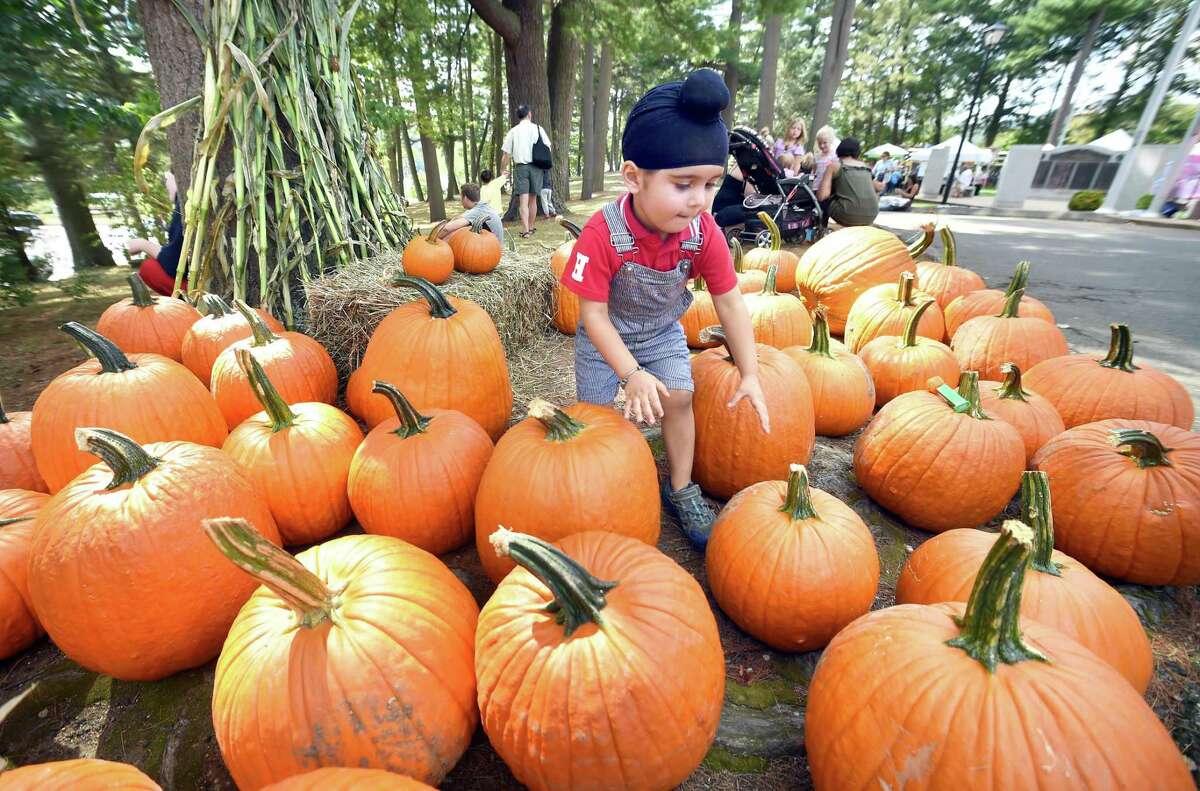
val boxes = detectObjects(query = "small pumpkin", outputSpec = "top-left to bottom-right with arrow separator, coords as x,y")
915,226 -> 987,310
952,287 -> 1069,381
31,323 -> 227,492
857,299 -> 960,407
897,471 -> 1154,692
854,371 -> 1025,532
795,225 -> 916,334
348,381 -> 493,556
806,520 -> 1194,791
95,273 -> 202,361
693,327 -> 815,499
207,518 -> 478,789
0,488 -> 50,659
843,271 -> 944,353
181,294 -> 285,386
402,220 -> 455,284
707,464 -> 879,651
1033,419 -> 1200,585
943,259 -> 1055,339
0,393 -> 47,492
449,214 -> 502,274
346,276 -> 513,439
222,348 -> 363,546
744,264 -> 813,348
729,237 -> 766,293
262,769 -> 435,791
1024,323 -> 1194,429
548,219 -> 583,334
474,399 -> 659,583
741,212 -> 800,292
476,529 -> 724,791
781,306 -> 874,436
28,429 -> 281,680
679,275 -> 720,349
978,362 -> 1065,466
0,758 -> 162,790
210,301 -> 338,430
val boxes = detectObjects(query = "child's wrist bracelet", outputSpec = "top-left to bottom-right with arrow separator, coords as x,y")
618,365 -> 645,387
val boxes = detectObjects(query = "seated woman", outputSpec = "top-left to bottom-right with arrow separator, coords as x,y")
126,172 -> 184,295
816,137 -> 882,227
712,160 -> 754,230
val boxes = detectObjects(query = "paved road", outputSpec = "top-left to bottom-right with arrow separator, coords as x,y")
875,213 -> 1200,410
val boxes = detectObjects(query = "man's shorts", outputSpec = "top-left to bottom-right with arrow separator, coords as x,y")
513,163 -> 540,195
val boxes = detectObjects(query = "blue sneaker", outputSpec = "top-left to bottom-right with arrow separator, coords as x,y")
664,481 -> 717,550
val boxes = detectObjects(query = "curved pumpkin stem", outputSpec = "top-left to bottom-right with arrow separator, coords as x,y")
127,273 -> 157,307
467,213 -> 487,234
1110,429 -> 1173,469
1021,471 -> 1060,576
393,275 -> 459,319
938,226 -> 957,266
995,363 -> 1030,401
806,306 -> 835,358
425,220 -> 449,244
0,516 -> 34,528
781,463 -> 818,521
528,398 -> 586,441
232,300 -> 279,347
905,223 -> 936,259
755,211 -> 782,252
559,218 -> 583,239
937,371 -> 990,420
730,238 -> 746,273
897,271 -> 917,307
198,293 -> 235,318
997,288 -> 1024,319
203,517 -> 334,628
900,300 -> 936,349
946,519 -> 1047,672
372,380 -> 431,438
698,325 -> 735,364
60,322 -> 137,374
236,348 -> 296,432
75,427 -> 160,489
763,264 -> 780,296
692,275 -> 709,293
1098,324 -> 1139,373
489,527 -> 618,637
1003,260 -> 1031,297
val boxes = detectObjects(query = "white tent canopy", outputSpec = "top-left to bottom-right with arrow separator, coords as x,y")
1087,129 -> 1133,153
866,143 -> 908,158
907,137 -> 994,165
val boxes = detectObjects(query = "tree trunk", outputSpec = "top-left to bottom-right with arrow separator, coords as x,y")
387,128 -> 401,192
400,120 -> 424,202
592,43 -> 613,195
489,29 -> 504,173
756,13 -> 783,130
1047,7 -> 1105,145
579,41 -> 595,201
546,0 -> 580,205
812,0 -> 856,136
984,72 -> 1014,147
0,203 -> 39,281
443,138 -> 460,197
722,0 -> 744,128
464,28 -> 479,182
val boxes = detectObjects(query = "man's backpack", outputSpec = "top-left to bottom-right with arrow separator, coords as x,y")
532,126 -> 552,170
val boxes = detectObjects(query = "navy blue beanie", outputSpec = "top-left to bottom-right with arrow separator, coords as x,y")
622,69 -> 730,170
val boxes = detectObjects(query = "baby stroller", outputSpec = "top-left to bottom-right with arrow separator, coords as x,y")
724,126 -> 823,247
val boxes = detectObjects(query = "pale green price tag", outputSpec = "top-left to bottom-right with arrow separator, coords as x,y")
937,383 -> 970,413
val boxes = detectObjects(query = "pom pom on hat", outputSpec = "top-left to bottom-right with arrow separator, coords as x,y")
622,68 -> 730,170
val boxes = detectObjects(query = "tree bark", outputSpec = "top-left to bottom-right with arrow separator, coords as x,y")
812,0 -> 856,136
722,0 -> 744,128
1046,7 -> 1105,146
757,13 -> 783,130
984,72 -> 1014,147
400,119 -> 424,202
579,42 -> 595,200
0,203 -> 39,281
443,138 -> 460,196
489,29 -> 504,173
546,0 -> 580,204
592,42 -> 613,195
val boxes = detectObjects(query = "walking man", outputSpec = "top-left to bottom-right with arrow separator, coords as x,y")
500,105 -> 551,238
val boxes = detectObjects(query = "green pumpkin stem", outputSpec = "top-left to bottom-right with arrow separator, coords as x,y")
425,220 -> 449,243
938,226 -> 958,266
781,463 -> 819,520
998,288 -> 1024,319
906,224 -> 936,258
232,300 -> 278,347
900,300 -> 936,348
60,322 -> 137,374
946,519 -> 1047,672
756,211 -> 782,251
527,398 -> 586,441
127,274 -> 157,307
938,371 -> 990,420
489,527 -> 618,636
763,264 -> 780,295
1022,471 -> 1060,576
75,427 -> 160,489
372,380 -> 431,438
693,275 -> 708,293
393,275 -> 459,319
0,516 -> 33,528
1098,324 -> 1139,372
730,238 -> 746,272
1110,429 -> 1173,469
203,517 -> 333,628
236,348 -> 295,431
559,218 -> 583,239
806,307 -> 834,358
468,213 -> 486,234
996,363 -> 1030,401
897,272 -> 917,307
1003,261 -> 1031,297
698,325 -> 734,363
198,294 -> 235,317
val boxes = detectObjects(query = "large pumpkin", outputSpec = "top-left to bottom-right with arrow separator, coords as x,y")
548,220 -> 582,333
744,264 -> 813,348
707,464 -> 878,651
474,399 -> 659,582
1024,323 -> 1194,429
843,271 -> 944,353
0,393 -> 46,492
263,769 -> 435,790
449,214 -> 502,274
915,226 -> 986,310
222,349 -> 363,545
943,259 -> 1055,340
476,529 -> 724,791
96,273 -> 201,361
806,520 -> 1193,791
781,306 -> 874,436
0,758 -> 161,790
730,237 -> 766,293
31,322 -> 227,492
951,287 -> 1069,381
1033,419 -> 1200,585
795,226 -> 915,334
402,220 -> 454,284
741,212 -> 799,292
346,276 -> 512,439
181,294 -> 284,387
0,488 -> 49,659
693,328 -> 815,499
207,518 -> 478,789
349,381 -> 493,556
854,371 -> 1025,532
211,301 -> 338,430
28,429 -> 280,680
857,299 -> 959,407
978,362 -> 1065,466
897,471 -> 1153,692
679,275 -> 720,348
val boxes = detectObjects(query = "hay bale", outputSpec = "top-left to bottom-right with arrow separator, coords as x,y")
508,330 -> 576,420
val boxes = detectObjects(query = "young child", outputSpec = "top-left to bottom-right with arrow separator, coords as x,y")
559,69 -> 769,548
438,183 -> 504,245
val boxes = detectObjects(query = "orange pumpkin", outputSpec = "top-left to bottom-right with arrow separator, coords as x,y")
28,429 -> 280,680
476,529 -> 724,791
795,225 -> 915,334
0,488 -> 49,659
210,301 -> 338,430
402,220 -> 454,284
31,322 -> 227,492
679,275 -> 720,348
207,518 -> 478,789
730,237 -> 766,293
943,259 -> 1055,339
181,294 -> 285,386
449,214 -> 502,274
95,273 -> 201,361
978,362 -> 1065,466
952,287 -> 1069,381
474,399 -> 659,582
1024,323 -> 1194,429
781,306 -> 874,436
707,464 -> 879,651
262,769 -> 435,791
854,371 -> 1025,532
222,349 -> 363,545
548,219 -> 582,334
897,471 -> 1153,692
0,758 -> 161,790
1033,419 -> 1200,585
915,226 -> 987,310
843,271 -> 944,353
744,264 -> 813,348
348,381 -> 493,556
0,393 -> 47,492
857,299 -> 960,407
741,212 -> 800,292
692,328 -> 815,499
346,276 -> 512,439
806,520 -> 1193,791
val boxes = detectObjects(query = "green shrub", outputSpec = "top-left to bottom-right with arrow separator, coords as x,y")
1068,190 -> 1106,211
1135,193 -> 1154,210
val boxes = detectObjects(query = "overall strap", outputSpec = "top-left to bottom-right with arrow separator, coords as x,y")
680,215 -> 703,254
601,194 -> 638,257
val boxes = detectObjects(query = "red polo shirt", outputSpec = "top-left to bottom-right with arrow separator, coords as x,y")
560,195 -> 737,302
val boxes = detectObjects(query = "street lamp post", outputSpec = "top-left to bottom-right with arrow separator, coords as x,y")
942,23 -> 1009,204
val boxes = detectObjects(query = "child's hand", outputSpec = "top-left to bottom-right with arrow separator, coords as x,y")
623,370 -> 670,426
728,374 -> 770,433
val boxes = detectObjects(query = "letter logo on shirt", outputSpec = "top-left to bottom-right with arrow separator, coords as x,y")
571,252 -> 589,282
